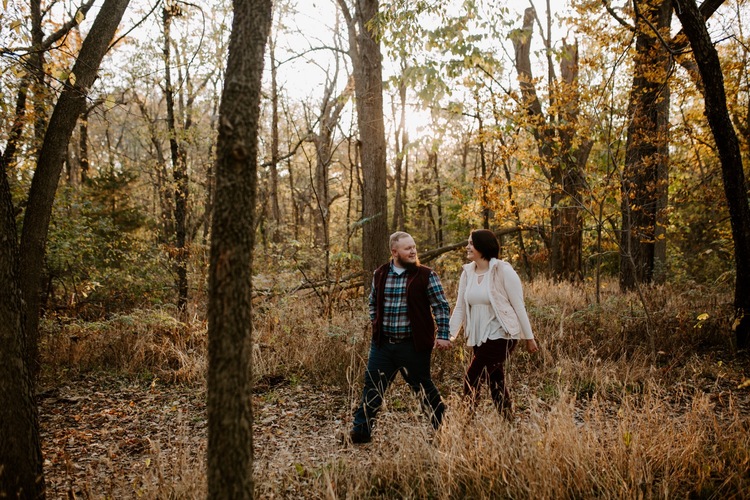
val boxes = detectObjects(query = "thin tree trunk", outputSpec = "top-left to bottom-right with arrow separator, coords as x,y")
619,0 -> 672,291
402,132 -> 410,231
203,78 -> 220,247
346,133 -> 357,252
30,0 -> 48,158
269,33 -> 282,241
392,72 -> 407,231
79,118 -> 90,183
1,81 -> 30,181
18,0 -> 132,380
162,5 -> 189,313
477,112 -> 490,230
502,158 -> 533,280
428,151 -> 444,247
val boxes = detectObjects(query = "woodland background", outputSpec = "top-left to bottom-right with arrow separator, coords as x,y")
1,0 -> 750,498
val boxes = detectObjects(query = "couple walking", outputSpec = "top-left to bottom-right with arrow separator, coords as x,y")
350,230 -> 539,444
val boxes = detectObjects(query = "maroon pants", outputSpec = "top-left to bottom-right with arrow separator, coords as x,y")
464,338 -> 518,412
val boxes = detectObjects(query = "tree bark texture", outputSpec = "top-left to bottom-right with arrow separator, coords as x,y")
0,162 -> 44,500
512,8 -> 589,281
18,0 -> 132,380
392,72 -> 407,232
619,0 -> 672,291
269,35 -> 282,241
207,0 -> 272,497
312,75 -> 352,247
338,0 -> 390,283
553,39 -> 591,282
673,0 -> 750,349
162,5 -> 190,313
428,151 -> 444,247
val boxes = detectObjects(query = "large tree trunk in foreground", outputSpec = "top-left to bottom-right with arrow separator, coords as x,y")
206,0 -> 272,497
18,0 -> 132,380
673,0 -> 750,350
0,164 -> 44,500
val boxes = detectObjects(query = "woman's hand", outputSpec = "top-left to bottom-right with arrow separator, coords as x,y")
525,339 -> 539,353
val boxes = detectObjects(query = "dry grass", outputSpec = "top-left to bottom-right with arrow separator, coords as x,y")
314,387 -> 749,499
39,277 -> 750,498
42,307 -> 206,383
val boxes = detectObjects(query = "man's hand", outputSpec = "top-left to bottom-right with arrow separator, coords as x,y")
434,339 -> 452,350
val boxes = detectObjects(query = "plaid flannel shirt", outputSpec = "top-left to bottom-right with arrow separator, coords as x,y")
369,263 -> 450,341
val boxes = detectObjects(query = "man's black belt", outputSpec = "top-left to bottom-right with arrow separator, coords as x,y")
384,335 -> 410,344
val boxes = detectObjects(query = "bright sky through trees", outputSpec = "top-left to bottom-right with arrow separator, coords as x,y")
274,0 -> 571,139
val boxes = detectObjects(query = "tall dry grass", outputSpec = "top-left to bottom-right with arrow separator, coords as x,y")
40,277 -> 749,498
315,387 -> 749,499
42,307 -> 206,383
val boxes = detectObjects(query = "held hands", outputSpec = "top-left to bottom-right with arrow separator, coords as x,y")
434,338 -> 452,350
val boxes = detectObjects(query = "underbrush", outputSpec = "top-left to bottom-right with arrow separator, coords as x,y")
41,307 -> 205,383
38,277 -> 750,498
315,386 -> 749,498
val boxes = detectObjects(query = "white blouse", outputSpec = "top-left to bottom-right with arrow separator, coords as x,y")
449,258 -> 535,343
464,272 -> 509,346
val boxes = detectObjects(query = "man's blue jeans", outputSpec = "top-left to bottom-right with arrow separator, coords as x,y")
352,340 -> 445,437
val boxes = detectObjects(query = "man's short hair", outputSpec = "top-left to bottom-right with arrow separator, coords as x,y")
389,231 -> 411,250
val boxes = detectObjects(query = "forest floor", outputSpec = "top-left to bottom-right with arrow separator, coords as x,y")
38,352 -> 750,498
38,372 -> 364,498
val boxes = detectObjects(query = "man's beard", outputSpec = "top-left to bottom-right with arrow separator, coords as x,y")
396,257 -> 420,272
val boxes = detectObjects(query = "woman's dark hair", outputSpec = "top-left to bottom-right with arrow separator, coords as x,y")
470,229 -> 500,260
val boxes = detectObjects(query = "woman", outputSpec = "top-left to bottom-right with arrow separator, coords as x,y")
449,229 -> 538,417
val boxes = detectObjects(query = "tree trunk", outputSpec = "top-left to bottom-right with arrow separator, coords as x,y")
392,72 -> 407,231
79,118 -> 90,184
162,5 -> 189,313
0,150 -> 44,500
554,39 -> 591,282
512,7 -> 589,281
1,81 -> 30,180
135,97 -> 174,241
207,0 -> 272,497
312,75 -> 351,247
428,151 -> 444,247
29,0 -> 48,158
477,111 -> 491,230
338,0 -> 389,285
619,0 -> 672,291
269,33 -> 282,242
18,0 -> 131,380
673,0 -> 750,350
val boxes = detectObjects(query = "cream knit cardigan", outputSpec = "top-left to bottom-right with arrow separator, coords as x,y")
449,258 -> 534,343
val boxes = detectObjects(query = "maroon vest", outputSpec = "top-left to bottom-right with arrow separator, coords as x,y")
371,262 -> 437,352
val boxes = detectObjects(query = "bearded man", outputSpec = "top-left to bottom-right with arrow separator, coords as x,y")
349,232 -> 451,444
